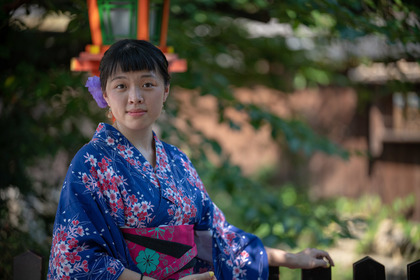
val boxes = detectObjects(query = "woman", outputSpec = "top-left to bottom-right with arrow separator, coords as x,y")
48,39 -> 333,280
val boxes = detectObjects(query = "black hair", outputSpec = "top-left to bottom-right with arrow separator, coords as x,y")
99,39 -> 170,91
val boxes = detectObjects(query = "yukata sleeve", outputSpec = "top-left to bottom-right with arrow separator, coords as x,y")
47,148 -> 132,280
186,159 -> 269,280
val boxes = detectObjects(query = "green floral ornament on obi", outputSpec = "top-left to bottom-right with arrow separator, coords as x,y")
136,248 -> 160,274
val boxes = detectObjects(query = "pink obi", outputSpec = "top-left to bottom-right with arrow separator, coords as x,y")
121,225 -> 197,279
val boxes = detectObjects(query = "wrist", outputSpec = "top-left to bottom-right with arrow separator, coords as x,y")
284,252 -> 297,269
265,247 -> 296,268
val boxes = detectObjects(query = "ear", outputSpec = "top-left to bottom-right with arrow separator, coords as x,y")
103,91 -> 110,106
163,84 -> 170,102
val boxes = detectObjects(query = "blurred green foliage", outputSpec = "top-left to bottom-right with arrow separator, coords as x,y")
1,0 -> 419,279
336,194 -> 420,260
199,160 -> 351,249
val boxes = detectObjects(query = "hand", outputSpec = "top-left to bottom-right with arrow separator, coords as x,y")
118,269 -> 216,280
290,248 -> 334,269
180,271 -> 217,280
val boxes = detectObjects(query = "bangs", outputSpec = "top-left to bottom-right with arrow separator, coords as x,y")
108,45 -> 159,76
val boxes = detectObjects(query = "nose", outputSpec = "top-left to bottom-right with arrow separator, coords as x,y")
128,86 -> 144,104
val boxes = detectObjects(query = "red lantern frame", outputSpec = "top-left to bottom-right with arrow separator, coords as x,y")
71,0 -> 186,76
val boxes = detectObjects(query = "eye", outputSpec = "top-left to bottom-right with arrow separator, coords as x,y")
142,82 -> 155,88
115,84 -> 126,89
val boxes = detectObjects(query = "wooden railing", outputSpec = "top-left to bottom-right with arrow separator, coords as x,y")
13,251 -> 420,280
269,256 -> 420,280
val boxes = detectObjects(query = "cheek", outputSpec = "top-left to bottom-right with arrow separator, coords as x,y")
151,96 -> 165,108
106,93 -> 124,105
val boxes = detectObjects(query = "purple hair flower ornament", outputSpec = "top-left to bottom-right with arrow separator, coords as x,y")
85,76 -> 108,108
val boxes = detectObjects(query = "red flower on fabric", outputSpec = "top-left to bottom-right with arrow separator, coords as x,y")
82,174 -> 89,183
137,211 -> 147,222
183,196 -> 192,204
65,252 -> 81,264
110,202 -> 118,213
127,217 -> 136,225
226,233 -> 236,243
129,194 -> 138,204
84,154 -> 97,166
106,137 -> 115,145
234,267 -> 241,275
98,158 -> 109,173
90,166 -> 98,179
96,123 -> 104,132
67,238 -> 79,249
99,180 -> 109,192
76,226 -> 84,236
107,267 -> 116,275
117,199 -> 124,209
58,231 -> 68,242
109,192 -> 117,202
183,204 -> 191,213
63,264 -> 72,274
140,202 -> 150,212
132,204 -> 141,214
125,207 -> 133,217
191,205 -> 197,216
223,247 -> 230,255
82,260 -> 89,272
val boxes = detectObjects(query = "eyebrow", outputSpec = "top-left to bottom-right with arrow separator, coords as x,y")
140,74 -> 156,78
110,75 -> 127,82
110,73 -> 157,82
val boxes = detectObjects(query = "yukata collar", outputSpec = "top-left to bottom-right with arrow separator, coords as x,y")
96,122 -> 163,148
94,122 -> 169,173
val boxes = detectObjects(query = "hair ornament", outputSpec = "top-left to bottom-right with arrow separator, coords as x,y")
85,76 -> 108,108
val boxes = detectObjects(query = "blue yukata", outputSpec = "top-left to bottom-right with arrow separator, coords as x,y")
48,123 -> 268,280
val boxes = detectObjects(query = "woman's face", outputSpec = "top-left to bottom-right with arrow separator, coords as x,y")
103,68 -> 169,134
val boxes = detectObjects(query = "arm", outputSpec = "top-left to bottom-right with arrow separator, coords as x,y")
48,148 -> 131,280
177,151 -> 269,279
265,247 -> 334,269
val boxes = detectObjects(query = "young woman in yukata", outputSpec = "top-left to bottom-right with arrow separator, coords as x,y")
48,39 -> 334,280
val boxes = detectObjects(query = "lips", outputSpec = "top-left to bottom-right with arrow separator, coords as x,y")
127,108 -> 147,116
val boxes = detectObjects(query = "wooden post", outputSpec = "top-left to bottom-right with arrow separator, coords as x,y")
408,259 -> 420,280
87,0 -> 102,46
302,266 -> 331,280
353,256 -> 385,280
159,0 -> 170,51
137,0 -> 149,40
13,251 -> 43,280
268,266 -> 280,280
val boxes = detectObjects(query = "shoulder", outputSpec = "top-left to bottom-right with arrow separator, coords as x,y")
70,123 -> 118,166
159,140 -> 202,176
159,140 -> 193,163
160,140 -> 181,154
70,142 -> 103,167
